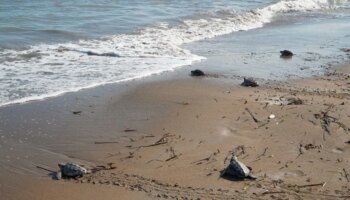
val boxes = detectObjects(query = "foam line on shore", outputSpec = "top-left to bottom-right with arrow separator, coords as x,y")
0,0 -> 344,107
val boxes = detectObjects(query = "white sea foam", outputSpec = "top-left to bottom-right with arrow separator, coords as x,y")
0,0 -> 344,107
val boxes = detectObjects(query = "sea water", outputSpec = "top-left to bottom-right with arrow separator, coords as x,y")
0,0 -> 349,106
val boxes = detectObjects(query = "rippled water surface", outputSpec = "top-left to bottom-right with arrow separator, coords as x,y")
0,0 -> 349,106
0,0 -> 269,48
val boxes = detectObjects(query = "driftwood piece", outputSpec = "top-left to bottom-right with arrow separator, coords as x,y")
314,105 -> 348,140
192,150 -> 220,165
257,147 -> 268,159
263,103 -> 268,109
137,141 -> 168,148
72,111 -> 82,115
334,121 -> 349,134
308,120 -> 317,126
177,102 -> 189,105
297,182 -> 326,188
191,154 -> 213,164
142,135 -> 155,138
262,191 -> 285,195
252,147 -> 268,162
146,159 -> 163,164
165,155 -> 178,162
296,143 -> 304,158
165,147 -> 180,162
154,133 -> 174,144
94,141 -> 119,144
245,108 -> 260,123
132,133 -> 173,149
343,168 -> 349,182
257,121 -> 269,129
123,129 -> 137,132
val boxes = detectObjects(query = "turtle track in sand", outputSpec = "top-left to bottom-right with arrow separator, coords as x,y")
68,170 -> 350,200
77,171 -> 248,199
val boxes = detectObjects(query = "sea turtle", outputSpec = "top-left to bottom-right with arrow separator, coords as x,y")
191,69 -> 205,76
221,156 -> 256,180
58,163 -> 89,178
280,50 -> 293,58
241,78 -> 258,87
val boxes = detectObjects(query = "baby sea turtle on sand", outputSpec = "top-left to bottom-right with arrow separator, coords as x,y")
241,78 -> 258,87
221,156 -> 256,180
191,69 -> 205,76
58,163 -> 89,178
280,50 -> 293,58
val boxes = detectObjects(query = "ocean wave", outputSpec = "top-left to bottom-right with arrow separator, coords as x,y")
0,0 -> 345,107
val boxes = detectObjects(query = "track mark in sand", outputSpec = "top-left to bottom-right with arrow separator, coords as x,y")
67,170 -> 350,200
76,171 -> 247,199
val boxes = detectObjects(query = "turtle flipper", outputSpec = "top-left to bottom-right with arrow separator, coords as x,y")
220,168 -> 227,178
247,174 -> 257,180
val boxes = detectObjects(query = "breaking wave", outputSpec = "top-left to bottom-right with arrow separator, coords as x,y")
0,0 -> 346,106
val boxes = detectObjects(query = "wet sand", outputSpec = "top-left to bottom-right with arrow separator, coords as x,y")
1,61 -> 350,199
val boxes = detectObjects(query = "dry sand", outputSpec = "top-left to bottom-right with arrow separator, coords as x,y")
1,64 -> 350,199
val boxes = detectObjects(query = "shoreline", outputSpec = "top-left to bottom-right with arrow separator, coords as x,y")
2,5 -> 349,109
0,63 -> 202,109
1,59 -> 350,199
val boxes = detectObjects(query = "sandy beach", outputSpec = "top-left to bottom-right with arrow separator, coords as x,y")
1,0 -> 350,199
0,59 -> 349,199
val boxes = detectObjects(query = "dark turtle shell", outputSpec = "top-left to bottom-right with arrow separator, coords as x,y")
222,156 -> 256,180
280,50 -> 293,57
191,69 -> 205,76
241,78 -> 258,87
58,163 -> 88,178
